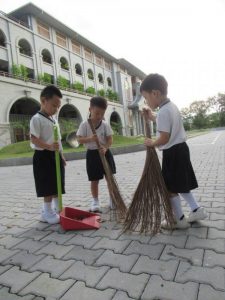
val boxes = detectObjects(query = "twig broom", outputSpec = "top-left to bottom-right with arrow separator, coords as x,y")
123,120 -> 174,234
88,118 -> 127,219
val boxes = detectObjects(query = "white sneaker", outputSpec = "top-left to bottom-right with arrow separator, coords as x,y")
90,201 -> 101,213
161,217 -> 190,230
40,210 -> 60,224
187,207 -> 208,223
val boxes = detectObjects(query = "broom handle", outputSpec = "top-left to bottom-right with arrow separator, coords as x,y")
54,125 -> 63,212
145,120 -> 152,139
88,119 -> 102,149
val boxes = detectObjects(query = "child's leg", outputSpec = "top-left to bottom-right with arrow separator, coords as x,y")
90,181 -> 101,212
170,193 -> 184,220
179,192 -> 199,211
52,195 -> 59,212
43,196 -> 53,212
41,195 -> 60,224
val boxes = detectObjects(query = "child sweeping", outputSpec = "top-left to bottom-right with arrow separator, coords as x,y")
141,73 -> 208,229
30,85 -> 66,224
77,96 -> 116,212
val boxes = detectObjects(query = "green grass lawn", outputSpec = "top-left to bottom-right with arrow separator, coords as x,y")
0,135 -> 145,160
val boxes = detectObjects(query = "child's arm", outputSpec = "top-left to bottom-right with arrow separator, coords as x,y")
77,135 -> 98,144
143,107 -> 156,122
31,134 -> 59,151
144,131 -> 170,148
99,135 -> 113,154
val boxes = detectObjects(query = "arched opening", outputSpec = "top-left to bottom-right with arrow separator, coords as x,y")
42,49 -> 52,64
58,104 -> 82,139
110,111 -> 123,135
60,57 -> 69,70
0,30 -> 6,47
98,73 -> 104,84
75,63 -> 82,75
18,39 -> 32,57
107,77 -> 112,87
9,98 -> 40,142
87,68 -> 94,80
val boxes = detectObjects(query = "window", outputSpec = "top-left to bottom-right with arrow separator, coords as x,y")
107,77 -> 112,87
105,60 -> 111,71
84,48 -> 93,61
60,57 -> 69,70
87,69 -> 94,80
42,49 -> 52,64
72,41 -> 81,55
75,63 -> 82,75
98,73 -> 104,84
18,39 -> 32,57
0,30 -> 6,47
95,54 -> 103,66
37,21 -> 50,39
56,32 -> 67,48
120,65 -> 126,73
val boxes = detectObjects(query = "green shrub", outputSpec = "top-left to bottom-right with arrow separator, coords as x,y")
72,82 -> 84,92
86,86 -> 96,95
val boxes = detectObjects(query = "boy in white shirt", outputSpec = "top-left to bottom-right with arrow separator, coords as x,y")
141,74 -> 207,229
77,96 -> 116,212
30,85 -> 66,224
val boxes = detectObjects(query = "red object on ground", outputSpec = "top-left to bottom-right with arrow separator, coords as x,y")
60,207 -> 101,230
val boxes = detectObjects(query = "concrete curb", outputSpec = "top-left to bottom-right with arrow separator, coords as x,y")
0,144 -> 145,167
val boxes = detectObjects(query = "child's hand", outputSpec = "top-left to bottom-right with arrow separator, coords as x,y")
99,146 -> 107,155
90,134 -> 98,142
142,107 -> 155,121
48,142 -> 59,151
61,156 -> 67,166
144,138 -> 155,147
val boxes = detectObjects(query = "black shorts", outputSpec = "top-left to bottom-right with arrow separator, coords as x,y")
33,150 -> 65,197
162,142 -> 198,193
86,149 -> 116,181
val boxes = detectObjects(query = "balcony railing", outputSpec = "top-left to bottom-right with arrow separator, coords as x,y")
0,11 -> 31,29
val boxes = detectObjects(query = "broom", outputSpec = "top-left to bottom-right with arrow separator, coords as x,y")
123,117 -> 174,234
88,118 -> 127,219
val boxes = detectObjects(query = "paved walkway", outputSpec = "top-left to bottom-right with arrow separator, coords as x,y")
0,130 -> 225,300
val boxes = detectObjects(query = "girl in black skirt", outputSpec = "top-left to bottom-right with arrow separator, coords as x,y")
140,74 -> 208,229
77,96 -> 116,212
30,85 -> 66,224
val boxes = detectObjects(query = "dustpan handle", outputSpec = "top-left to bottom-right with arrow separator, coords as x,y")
54,125 -> 63,212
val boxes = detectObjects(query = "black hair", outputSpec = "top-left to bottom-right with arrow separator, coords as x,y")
90,96 -> 107,110
140,73 -> 168,95
40,85 -> 62,100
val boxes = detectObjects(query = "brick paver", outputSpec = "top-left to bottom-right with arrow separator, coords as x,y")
0,130 -> 225,299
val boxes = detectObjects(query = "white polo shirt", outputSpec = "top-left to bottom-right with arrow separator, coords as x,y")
30,112 -> 62,151
77,120 -> 113,150
156,100 -> 186,150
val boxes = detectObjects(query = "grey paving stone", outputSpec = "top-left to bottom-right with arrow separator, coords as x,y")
0,266 -> 40,293
198,284 -> 225,300
91,228 -> 121,239
186,236 -> 225,252
97,268 -> 149,299
0,245 -> 19,263
60,281 -> 115,300
63,245 -> 104,264
192,219 -> 225,230
210,213 -> 225,220
112,291 -> 135,300
40,231 -> 74,244
20,273 -> 74,299
172,227 -> 208,238
12,239 -> 49,253
64,235 -> 100,248
60,260 -> 109,287
118,232 -> 151,243
124,241 -> 164,259
29,255 -> 75,278
176,262 -> 225,291
208,227 -> 225,239
0,235 -> 25,248
18,228 -> 51,241
132,255 -> 178,280
204,250 -> 225,268
3,251 -> 45,270
141,275 -> 198,300
92,237 -> 130,253
95,250 -> 138,272
35,242 -> 74,258
150,234 -> 187,248
0,265 -> 13,275
0,287 -> 34,300
160,245 -> 204,266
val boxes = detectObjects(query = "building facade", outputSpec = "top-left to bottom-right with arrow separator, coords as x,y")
0,3 -> 146,147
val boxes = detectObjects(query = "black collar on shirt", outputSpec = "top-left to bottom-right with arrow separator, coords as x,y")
159,98 -> 170,109
38,111 -> 55,124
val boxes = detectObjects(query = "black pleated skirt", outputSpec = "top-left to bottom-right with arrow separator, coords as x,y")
33,150 -> 65,197
162,142 -> 198,193
86,149 -> 116,181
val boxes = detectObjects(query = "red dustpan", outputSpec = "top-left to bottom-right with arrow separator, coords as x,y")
54,126 -> 100,230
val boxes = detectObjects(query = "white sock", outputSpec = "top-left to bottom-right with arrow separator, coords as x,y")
92,197 -> 99,204
43,202 -> 52,213
180,192 -> 199,211
52,197 -> 58,209
170,195 -> 184,220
